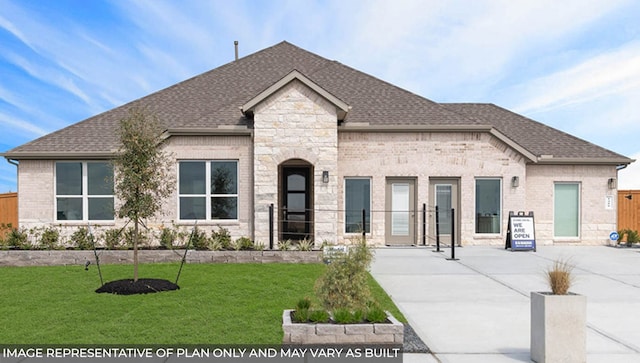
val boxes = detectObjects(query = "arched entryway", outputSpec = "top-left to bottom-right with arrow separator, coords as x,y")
279,159 -> 314,241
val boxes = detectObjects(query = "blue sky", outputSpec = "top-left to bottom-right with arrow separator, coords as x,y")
1,0 -> 640,193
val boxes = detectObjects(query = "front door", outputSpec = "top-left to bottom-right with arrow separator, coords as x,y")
281,166 -> 312,241
429,178 -> 460,246
385,178 -> 416,245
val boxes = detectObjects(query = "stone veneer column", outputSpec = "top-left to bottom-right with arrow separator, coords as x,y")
252,80 -> 339,246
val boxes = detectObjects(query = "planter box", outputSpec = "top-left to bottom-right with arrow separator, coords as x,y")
282,309 -> 403,345
530,291 -> 586,363
0,250 -> 322,267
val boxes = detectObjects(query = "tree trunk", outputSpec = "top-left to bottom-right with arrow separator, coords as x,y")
133,217 -> 139,282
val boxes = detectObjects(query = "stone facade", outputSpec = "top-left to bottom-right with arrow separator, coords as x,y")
252,80 -> 339,246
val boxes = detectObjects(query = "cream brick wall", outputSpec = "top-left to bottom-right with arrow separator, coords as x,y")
252,80 -> 339,246
526,164 -> 618,245
338,132 -> 528,246
162,135 -> 253,239
18,160 -> 55,226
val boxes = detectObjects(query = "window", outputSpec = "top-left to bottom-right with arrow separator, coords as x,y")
55,162 -> 114,221
345,178 -> 370,233
178,161 -> 238,220
475,179 -> 501,234
554,183 -> 580,237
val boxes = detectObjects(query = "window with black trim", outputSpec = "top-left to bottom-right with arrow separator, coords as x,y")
345,178 -> 371,233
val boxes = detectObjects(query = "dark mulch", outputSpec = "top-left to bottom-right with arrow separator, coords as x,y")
95,278 -> 179,295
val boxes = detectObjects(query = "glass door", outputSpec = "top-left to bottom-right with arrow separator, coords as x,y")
385,178 -> 416,245
281,167 -> 311,241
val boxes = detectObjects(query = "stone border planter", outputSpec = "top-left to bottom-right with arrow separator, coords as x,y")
530,291 -> 586,363
0,250 -> 322,267
282,309 -> 403,345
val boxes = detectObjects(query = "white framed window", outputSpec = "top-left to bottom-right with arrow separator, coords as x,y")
178,161 -> 238,220
344,177 -> 371,233
55,161 -> 114,221
475,178 -> 502,234
554,182 -> 580,238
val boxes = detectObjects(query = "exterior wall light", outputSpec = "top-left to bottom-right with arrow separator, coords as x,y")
511,176 -> 519,188
322,170 -> 329,183
608,178 -> 617,189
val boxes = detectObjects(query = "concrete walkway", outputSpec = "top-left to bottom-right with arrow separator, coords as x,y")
370,245 -> 640,362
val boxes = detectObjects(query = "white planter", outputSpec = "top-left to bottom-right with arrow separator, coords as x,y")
530,291 -> 586,363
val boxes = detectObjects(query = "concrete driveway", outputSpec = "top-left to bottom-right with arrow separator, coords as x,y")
370,245 -> 640,362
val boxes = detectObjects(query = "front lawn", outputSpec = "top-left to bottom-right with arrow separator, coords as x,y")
0,263 -> 404,344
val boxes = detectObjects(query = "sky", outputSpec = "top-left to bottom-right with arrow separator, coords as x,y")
1,0 -> 640,193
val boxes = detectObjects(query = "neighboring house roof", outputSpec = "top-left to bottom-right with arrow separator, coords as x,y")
3,41 -> 633,166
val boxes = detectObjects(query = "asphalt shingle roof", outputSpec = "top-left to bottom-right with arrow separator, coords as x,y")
4,41 -> 632,165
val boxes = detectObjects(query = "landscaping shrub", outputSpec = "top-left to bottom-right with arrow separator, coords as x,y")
5,228 -> 28,249
314,238 -> 373,311
70,227 -> 93,250
366,305 -> 388,323
292,308 -> 309,323
39,227 -> 60,250
190,228 -> 209,250
278,239 -> 292,251
332,308 -> 356,324
159,227 -> 177,249
296,238 -> 314,251
308,309 -> 330,323
210,226 -> 231,249
103,228 -> 123,250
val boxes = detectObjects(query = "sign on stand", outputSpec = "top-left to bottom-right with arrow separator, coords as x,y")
505,211 -> 536,251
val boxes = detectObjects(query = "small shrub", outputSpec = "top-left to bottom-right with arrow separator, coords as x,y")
230,237 -> 253,251
618,228 -> 639,245
6,228 -> 28,249
211,226 -> 231,250
103,228 -> 123,249
352,309 -> 366,323
296,297 -> 312,310
332,308 -> 356,324
296,238 -> 314,251
159,227 -> 177,249
70,227 -> 93,250
292,309 -> 309,323
308,309 -> 330,323
547,259 -> 574,295
315,237 -> 374,311
124,227 -> 148,249
39,227 -> 60,250
253,241 -> 266,251
278,239 -> 292,251
209,238 -> 224,251
189,228 -> 209,250
366,306 -> 388,323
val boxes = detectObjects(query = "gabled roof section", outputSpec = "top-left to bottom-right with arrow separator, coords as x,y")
442,103 -> 633,165
2,41 -> 633,166
241,70 -> 351,121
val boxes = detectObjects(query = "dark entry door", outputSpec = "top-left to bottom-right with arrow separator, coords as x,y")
281,167 -> 311,241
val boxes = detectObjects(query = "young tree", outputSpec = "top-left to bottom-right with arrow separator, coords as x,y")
113,108 -> 174,281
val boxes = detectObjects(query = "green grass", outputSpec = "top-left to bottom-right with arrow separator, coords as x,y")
0,263 -> 404,344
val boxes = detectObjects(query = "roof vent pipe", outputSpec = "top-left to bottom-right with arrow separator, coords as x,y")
234,41 -> 239,61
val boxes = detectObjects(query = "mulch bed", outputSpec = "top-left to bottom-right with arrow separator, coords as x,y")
95,278 -> 179,295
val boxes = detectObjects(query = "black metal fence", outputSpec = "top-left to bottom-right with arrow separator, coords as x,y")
266,203 -> 456,250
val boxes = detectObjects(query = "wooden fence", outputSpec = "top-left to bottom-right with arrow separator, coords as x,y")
0,192 -> 18,236
618,190 -> 640,232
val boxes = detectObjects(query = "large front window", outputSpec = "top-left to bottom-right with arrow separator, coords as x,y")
178,161 -> 238,220
55,162 -> 114,221
345,178 -> 371,233
475,178 -> 501,234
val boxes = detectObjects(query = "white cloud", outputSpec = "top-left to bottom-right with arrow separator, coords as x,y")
0,111 -> 48,137
513,42 -> 640,114
618,152 -> 640,189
